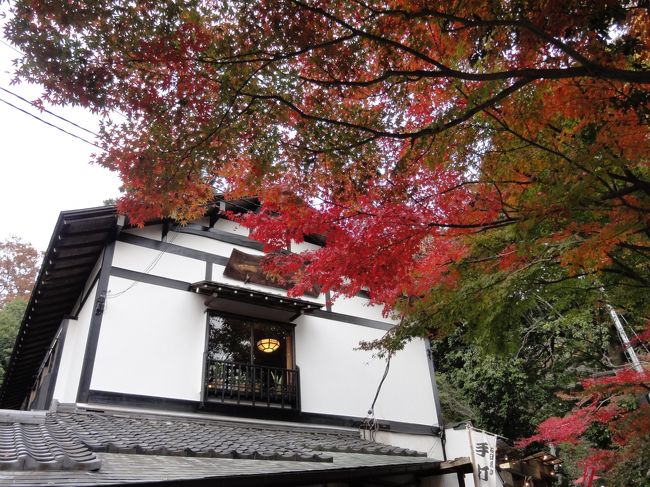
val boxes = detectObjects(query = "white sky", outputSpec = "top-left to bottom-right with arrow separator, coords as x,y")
0,15 -> 122,251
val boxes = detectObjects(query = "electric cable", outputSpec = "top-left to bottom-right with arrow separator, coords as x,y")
107,224 -> 181,299
0,38 -> 22,54
0,85 -> 99,136
0,96 -> 102,149
360,352 -> 392,442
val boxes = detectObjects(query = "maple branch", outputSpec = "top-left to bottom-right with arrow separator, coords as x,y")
290,0 -> 449,71
176,61 -> 272,161
426,217 -> 517,230
300,2 -> 650,84
481,108 -> 619,196
603,255 -> 650,286
299,65 -> 650,86
607,171 -> 650,197
244,77 -> 532,140
349,2 -> 650,83
197,33 -> 356,65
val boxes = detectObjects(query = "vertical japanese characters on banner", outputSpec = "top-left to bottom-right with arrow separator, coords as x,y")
470,427 -> 498,487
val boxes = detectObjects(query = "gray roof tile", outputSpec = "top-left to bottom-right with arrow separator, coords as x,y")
48,409 -> 424,463
0,408 -> 426,474
0,421 -> 101,471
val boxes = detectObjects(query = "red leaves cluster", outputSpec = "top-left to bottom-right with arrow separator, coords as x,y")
518,323 -> 650,475
231,160 -> 493,310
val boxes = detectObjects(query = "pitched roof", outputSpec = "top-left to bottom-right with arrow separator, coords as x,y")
0,408 -> 472,486
0,207 -> 120,409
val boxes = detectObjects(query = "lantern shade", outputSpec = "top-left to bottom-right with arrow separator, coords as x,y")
256,338 -> 280,353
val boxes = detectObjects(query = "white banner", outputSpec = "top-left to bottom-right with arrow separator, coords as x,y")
469,426 -> 498,487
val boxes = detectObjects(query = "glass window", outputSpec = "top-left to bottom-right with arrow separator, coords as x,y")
208,313 -> 293,369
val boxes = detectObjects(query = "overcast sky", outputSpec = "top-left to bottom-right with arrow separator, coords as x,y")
0,15 -> 122,251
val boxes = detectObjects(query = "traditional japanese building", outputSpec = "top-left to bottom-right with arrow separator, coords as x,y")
0,200 -> 473,486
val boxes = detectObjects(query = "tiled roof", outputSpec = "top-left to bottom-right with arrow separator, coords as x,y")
0,408 -> 423,473
2,451 -> 443,486
53,409 -> 424,461
0,408 -> 474,486
0,207 -> 119,410
0,420 -> 101,471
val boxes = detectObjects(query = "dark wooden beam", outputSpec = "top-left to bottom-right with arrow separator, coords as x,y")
62,214 -> 117,234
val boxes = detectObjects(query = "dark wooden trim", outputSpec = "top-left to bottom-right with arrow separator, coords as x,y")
86,389 -> 197,412
86,389 -> 440,436
209,309 -> 297,329
309,309 -> 393,331
70,271 -> 101,319
205,261 -> 212,281
110,267 -> 191,291
110,267 -> 392,332
118,233 -> 230,266
76,241 -> 116,404
179,224 -> 265,251
200,313 -> 210,407
44,321 -> 68,409
425,341 -> 445,432
162,219 -> 170,242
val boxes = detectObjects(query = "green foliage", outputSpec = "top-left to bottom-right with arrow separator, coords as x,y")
606,435 -> 650,487
429,277 -> 614,440
0,298 -> 27,383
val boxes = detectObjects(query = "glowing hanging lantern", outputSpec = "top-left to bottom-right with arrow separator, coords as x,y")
256,338 -> 280,353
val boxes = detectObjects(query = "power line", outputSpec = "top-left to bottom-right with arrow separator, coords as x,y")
107,225 -> 181,299
0,38 -> 22,55
0,96 -> 103,150
0,85 -> 99,136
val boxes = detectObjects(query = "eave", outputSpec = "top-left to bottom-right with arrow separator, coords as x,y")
0,207 -> 121,409
190,281 -> 323,322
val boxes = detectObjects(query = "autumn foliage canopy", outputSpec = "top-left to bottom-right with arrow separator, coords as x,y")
6,0 -> 648,308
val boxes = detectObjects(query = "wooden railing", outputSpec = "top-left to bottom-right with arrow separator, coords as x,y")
204,360 -> 299,409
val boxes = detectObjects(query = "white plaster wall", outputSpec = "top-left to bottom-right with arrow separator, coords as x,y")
123,224 -> 164,241
445,426 -> 476,487
83,223 -> 439,429
168,231 -> 265,259
290,240 -> 321,253
295,314 -> 438,426
90,277 -> 206,401
51,283 -> 97,404
427,474 -> 463,487
124,227 -> 395,323
329,295 -> 394,324
445,426 -> 472,461
111,241 -> 205,284
213,219 -> 249,236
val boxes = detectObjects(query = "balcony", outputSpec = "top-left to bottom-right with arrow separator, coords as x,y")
204,360 -> 299,410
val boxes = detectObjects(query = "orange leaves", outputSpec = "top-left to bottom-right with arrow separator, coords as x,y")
0,237 -> 42,308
